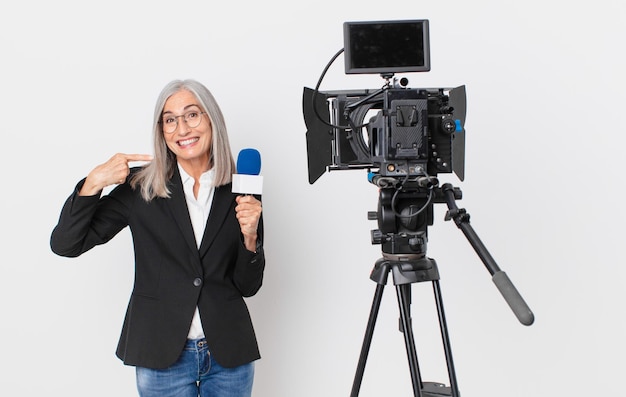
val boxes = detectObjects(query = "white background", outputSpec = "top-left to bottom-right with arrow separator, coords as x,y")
1,1 -> 624,396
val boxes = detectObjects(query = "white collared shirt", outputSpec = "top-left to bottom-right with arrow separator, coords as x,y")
178,164 -> 216,339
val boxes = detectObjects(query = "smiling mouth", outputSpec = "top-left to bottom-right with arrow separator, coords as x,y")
177,137 -> 199,147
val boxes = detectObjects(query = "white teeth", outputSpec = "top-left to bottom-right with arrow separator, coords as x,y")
178,138 -> 199,146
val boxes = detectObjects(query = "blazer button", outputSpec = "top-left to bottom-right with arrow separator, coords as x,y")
193,278 -> 202,287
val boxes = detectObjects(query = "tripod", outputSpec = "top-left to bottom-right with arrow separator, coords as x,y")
350,254 -> 459,397
350,183 -> 534,397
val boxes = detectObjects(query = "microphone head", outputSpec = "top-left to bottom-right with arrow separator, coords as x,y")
236,148 -> 261,175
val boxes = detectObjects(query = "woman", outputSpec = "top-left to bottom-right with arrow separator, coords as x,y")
50,79 -> 265,397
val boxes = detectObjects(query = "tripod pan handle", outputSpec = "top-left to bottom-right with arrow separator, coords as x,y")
492,271 -> 535,326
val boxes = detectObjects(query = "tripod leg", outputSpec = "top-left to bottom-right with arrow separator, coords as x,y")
351,283 -> 385,397
396,284 -> 423,397
432,280 -> 460,397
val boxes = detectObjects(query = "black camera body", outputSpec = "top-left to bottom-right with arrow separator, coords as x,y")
304,19 -> 466,186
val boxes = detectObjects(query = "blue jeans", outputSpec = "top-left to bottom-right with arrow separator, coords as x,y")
136,339 -> 254,397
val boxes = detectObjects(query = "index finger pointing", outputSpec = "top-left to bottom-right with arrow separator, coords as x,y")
124,154 -> 153,162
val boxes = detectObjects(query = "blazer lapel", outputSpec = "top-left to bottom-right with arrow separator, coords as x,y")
198,184 -> 233,258
166,167 -> 199,255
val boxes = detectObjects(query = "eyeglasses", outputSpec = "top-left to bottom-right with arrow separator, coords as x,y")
161,110 -> 207,133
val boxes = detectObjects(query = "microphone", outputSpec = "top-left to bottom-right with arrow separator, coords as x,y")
232,148 -> 263,195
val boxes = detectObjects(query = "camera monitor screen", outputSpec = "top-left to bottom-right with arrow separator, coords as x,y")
343,19 -> 430,75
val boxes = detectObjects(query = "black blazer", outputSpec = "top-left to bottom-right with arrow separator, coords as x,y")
50,167 -> 265,369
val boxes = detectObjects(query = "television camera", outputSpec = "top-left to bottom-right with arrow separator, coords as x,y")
304,19 -> 467,257
302,19 -> 533,397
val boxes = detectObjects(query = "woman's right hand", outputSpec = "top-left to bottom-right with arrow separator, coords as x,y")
79,153 -> 153,196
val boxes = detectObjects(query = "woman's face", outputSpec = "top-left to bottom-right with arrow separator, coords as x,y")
162,89 -> 213,171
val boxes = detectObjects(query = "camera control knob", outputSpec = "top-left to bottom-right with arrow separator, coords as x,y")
370,229 -> 383,245
441,117 -> 456,133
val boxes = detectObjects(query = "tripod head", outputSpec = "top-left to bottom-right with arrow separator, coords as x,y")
368,175 -> 461,260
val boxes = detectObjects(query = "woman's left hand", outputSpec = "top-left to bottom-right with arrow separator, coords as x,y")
235,195 -> 262,252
